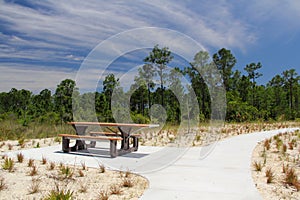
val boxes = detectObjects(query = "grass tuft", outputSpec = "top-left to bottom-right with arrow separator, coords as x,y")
78,169 -> 84,177
282,163 -> 289,173
28,178 -> 40,194
99,164 -> 105,173
59,165 -> 73,179
48,162 -> 55,170
81,161 -> 86,170
44,184 -> 73,200
0,176 -> 7,191
284,168 -> 299,187
29,165 -> 38,176
42,156 -> 47,165
122,177 -> 134,188
265,168 -> 275,184
282,144 -> 287,154
78,182 -> 87,193
264,139 -> 270,150
2,157 -> 14,172
17,152 -> 24,163
28,159 -> 34,167
7,143 -> 13,150
97,189 -> 109,200
109,184 -> 122,195
253,161 -> 263,172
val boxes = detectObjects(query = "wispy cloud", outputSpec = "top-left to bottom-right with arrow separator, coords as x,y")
0,0 -> 276,92
0,63 -> 76,93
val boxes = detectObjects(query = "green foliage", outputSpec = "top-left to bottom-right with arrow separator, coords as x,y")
59,165 -> 73,179
0,46 -> 299,126
44,185 -> 73,200
0,119 -> 74,141
2,157 -> 14,172
131,113 -> 150,124
144,44 -> 173,106
213,48 -> 237,91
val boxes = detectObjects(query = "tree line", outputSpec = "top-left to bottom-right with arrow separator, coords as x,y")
0,45 -> 299,126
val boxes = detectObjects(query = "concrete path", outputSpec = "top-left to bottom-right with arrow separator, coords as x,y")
3,128 -> 299,199
140,128 -> 299,200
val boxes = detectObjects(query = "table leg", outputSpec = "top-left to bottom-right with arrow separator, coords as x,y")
132,136 -> 139,151
62,137 -> 70,153
119,127 -> 131,150
71,125 -> 95,150
110,140 -> 117,158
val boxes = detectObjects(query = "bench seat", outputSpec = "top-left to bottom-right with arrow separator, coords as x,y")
89,131 -> 121,137
58,134 -> 122,158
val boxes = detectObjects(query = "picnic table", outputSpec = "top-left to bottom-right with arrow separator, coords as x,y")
58,122 -> 159,158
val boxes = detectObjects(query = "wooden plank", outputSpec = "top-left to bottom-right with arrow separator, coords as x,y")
130,134 -> 141,137
67,122 -> 159,128
58,134 -> 123,141
89,131 -> 121,136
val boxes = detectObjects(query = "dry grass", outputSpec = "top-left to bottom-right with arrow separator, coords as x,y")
81,161 -> 86,170
16,152 -> 24,163
48,162 -> 55,170
99,164 -> 105,173
97,189 -> 110,200
284,167 -> 300,190
78,169 -> 84,177
29,165 -> 38,176
253,161 -> 263,172
264,139 -> 271,150
59,165 -> 73,179
0,142 -> 5,148
0,176 -> 7,191
282,163 -> 289,174
78,181 -> 87,193
7,143 -> 13,150
28,159 -> 34,167
265,168 -> 275,184
42,156 -> 47,165
252,129 -> 300,199
0,147 -> 148,199
28,178 -> 40,194
122,177 -> 134,188
109,184 -> 122,195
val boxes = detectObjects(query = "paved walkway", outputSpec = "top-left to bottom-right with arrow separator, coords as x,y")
4,128 -> 299,199
140,128 -> 299,200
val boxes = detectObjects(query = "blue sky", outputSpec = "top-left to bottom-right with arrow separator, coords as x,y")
0,0 -> 299,93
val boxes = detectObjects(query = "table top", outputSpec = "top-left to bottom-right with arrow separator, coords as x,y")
67,122 -> 159,128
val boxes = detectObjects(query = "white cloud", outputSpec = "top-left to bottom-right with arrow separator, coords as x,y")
2,0 -> 285,92
0,64 -> 76,93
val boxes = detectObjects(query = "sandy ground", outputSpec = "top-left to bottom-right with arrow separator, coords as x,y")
252,129 -> 300,200
141,121 -> 300,147
0,121 -> 299,199
0,138 -> 148,200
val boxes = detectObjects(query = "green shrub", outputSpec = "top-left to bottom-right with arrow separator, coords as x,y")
131,113 -> 150,124
2,157 -> 14,172
44,185 -> 73,200
60,165 -> 73,179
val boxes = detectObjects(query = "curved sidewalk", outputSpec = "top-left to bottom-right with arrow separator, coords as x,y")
140,128 -> 299,200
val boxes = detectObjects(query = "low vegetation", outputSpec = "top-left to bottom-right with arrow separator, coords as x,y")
2,157 -> 14,172
252,130 -> 300,199
0,155 -> 148,199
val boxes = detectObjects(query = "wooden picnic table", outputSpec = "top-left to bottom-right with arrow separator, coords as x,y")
58,122 -> 159,158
